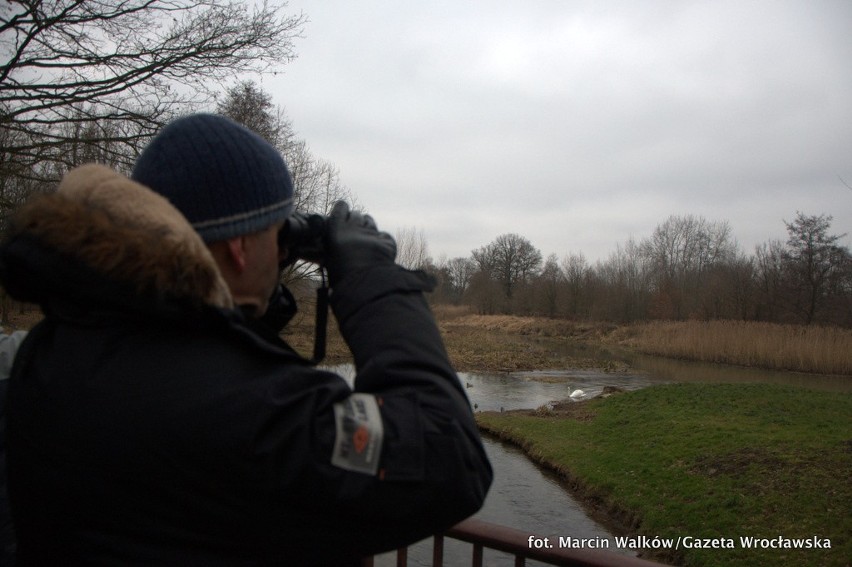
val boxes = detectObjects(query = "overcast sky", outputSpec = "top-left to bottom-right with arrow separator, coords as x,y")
269,0 -> 852,263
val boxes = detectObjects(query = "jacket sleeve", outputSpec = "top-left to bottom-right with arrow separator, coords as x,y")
319,264 -> 493,553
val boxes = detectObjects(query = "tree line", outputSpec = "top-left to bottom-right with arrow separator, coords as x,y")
418,213 -> 851,327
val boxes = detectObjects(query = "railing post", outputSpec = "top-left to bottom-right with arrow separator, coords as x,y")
432,533 -> 444,567
472,543 -> 483,567
396,546 -> 408,567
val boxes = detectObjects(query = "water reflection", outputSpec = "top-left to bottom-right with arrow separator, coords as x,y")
630,353 -> 852,392
373,436 -> 631,567
474,437 -> 633,554
462,369 -> 658,412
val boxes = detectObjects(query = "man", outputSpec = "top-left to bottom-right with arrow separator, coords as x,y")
0,114 -> 492,565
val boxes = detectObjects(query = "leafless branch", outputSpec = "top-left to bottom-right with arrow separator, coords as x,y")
1,0 -> 305,185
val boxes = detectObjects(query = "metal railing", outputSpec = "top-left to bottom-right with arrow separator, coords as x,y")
362,518 -> 670,567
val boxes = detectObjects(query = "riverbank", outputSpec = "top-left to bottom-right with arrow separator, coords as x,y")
477,383 -> 852,567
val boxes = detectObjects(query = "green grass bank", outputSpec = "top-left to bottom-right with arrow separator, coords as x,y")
476,383 -> 852,567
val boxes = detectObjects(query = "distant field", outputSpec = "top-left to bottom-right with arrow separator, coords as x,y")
477,383 -> 852,567
431,307 -> 852,376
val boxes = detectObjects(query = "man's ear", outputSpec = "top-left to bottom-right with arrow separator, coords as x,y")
225,236 -> 248,273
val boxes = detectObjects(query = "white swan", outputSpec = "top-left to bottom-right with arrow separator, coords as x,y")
570,389 -> 585,399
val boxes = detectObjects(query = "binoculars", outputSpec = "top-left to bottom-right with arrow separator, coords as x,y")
277,211 -> 331,363
278,212 -> 327,266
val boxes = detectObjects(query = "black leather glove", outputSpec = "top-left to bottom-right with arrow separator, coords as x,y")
325,201 -> 397,286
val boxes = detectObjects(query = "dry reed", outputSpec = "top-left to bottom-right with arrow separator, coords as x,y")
629,320 -> 852,375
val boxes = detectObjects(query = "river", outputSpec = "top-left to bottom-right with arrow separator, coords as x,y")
326,344 -> 850,565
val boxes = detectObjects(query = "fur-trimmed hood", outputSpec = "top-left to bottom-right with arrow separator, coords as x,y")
0,164 -> 233,311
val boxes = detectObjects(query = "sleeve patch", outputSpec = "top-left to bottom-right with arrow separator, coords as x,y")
331,393 -> 384,476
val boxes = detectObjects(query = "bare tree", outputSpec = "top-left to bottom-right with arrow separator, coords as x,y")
395,226 -> 429,270
782,212 -> 849,324
287,144 -> 354,216
535,254 -> 563,317
643,215 -> 735,282
444,257 -> 476,304
1,1 -> 305,179
472,233 -> 542,306
754,240 -> 785,321
596,237 -> 650,322
0,120 -> 31,212
642,214 -> 736,319
561,252 -> 589,319
216,81 -> 293,151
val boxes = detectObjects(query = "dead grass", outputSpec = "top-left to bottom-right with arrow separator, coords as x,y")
429,303 -> 473,321
437,311 -> 630,373
433,308 -> 852,376
626,320 -> 852,375
438,309 -> 617,341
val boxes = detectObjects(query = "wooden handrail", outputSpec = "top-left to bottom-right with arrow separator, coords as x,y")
363,518 -> 670,567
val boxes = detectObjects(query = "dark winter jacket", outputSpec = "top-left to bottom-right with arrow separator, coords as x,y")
0,164 -> 492,566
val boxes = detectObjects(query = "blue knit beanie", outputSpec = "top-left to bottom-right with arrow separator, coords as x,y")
131,113 -> 294,243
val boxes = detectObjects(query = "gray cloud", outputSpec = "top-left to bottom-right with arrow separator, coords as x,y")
273,0 -> 852,261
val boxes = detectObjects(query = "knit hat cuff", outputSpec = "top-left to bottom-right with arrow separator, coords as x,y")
192,196 -> 295,242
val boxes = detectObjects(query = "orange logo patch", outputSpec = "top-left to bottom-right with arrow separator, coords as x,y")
353,426 -> 369,454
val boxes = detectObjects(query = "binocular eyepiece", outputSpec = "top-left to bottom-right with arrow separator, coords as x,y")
278,212 -> 328,266
276,211 -> 331,363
